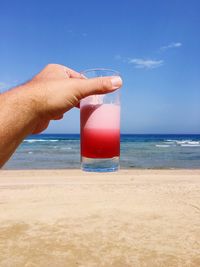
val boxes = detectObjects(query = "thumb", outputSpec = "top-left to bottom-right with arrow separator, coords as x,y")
70,76 -> 122,99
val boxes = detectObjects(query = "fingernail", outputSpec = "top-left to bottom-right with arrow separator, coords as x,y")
111,76 -> 122,89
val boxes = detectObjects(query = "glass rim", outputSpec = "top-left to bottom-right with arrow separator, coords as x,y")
80,68 -> 120,76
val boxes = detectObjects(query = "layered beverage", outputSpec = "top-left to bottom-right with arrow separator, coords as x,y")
81,104 -> 120,159
80,68 -> 121,172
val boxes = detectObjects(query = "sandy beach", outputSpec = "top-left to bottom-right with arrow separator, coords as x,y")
0,169 -> 200,267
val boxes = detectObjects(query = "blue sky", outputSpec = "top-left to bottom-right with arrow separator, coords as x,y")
0,0 -> 200,134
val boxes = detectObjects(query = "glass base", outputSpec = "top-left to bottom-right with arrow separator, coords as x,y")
81,156 -> 119,172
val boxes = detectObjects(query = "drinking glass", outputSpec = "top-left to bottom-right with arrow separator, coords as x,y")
80,69 -> 121,172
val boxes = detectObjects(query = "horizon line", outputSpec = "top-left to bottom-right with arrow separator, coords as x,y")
36,133 -> 200,135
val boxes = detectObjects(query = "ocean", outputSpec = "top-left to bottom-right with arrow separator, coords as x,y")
4,134 -> 200,169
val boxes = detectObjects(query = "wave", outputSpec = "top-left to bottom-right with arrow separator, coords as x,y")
24,139 -> 59,143
176,140 -> 192,145
156,145 -> 171,148
187,141 -> 200,145
181,144 -> 200,147
165,139 -> 191,143
165,139 -> 200,145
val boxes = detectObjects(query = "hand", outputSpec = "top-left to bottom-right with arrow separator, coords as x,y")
0,63 -> 122,167
28,64 -> 122,134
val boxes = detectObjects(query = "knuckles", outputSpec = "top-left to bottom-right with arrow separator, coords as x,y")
45,64 -> 61,70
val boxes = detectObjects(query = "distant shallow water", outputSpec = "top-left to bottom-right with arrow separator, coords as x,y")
5,134 -> 200,169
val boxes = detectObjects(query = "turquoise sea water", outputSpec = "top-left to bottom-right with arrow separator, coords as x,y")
5,134 -> 200,169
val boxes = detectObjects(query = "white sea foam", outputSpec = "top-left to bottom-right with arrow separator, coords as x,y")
176,140 -> 192,145
176,140 -> 200,146
163,139 -> 200,149
24,139 -> 59,143
187,141 -> 200,145
165,139 -> 190,144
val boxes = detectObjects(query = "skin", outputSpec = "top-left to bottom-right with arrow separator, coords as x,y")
0,64 -> 122,167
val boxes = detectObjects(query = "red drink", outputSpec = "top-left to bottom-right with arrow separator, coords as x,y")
81,103 -> 120,159
81,128 -> 120,158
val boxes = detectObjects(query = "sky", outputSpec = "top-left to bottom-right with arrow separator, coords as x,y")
0,0 -> 200,134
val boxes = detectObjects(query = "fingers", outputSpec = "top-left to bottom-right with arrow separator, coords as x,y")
75,103 -> 80,109
70,76 -> 123,99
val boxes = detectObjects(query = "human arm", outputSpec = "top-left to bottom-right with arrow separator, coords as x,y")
0,64 -> 122,167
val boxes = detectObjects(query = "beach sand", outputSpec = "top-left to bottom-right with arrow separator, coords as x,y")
0,169 -> 200,267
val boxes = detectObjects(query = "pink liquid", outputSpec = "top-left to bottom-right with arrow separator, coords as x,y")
81,104 -> 120,159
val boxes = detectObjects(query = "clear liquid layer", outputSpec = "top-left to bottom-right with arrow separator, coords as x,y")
81,156 -> 119,172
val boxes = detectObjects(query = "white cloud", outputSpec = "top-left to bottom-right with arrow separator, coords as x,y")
160,42 -> 182,51
128,58 -> 164,69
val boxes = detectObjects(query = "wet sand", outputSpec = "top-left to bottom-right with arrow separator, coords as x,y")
0,169 -> 200,267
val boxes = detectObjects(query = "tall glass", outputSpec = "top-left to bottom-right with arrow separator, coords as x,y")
80,69 -> 121,172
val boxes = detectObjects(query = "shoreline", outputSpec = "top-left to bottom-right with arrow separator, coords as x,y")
6,133 -> 200,170
1,168 -> 200,182
0,169 -> 200,266
0,167 -> 200,175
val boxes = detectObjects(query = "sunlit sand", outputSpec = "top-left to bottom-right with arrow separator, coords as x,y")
0,169 -> 200,267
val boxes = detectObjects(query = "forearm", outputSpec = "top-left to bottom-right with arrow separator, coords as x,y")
0,64 -> 122,168
0,85 -> 38,167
